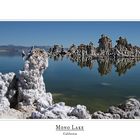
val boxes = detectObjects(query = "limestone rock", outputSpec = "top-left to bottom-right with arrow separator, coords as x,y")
35,92 -> 53,110
31,102 -> 74,119
0,96 -> 10,111
31,111 -> 47,119
92,111 -> 113,119
122,98 -> 140,111
70,105 -> 91,119
108,106 -> 126,118
0,72 -> 16,97
92,98 -> 140,119
31,102 -> 91,119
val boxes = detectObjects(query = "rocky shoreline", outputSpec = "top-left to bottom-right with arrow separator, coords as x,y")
0,48 -> 140,119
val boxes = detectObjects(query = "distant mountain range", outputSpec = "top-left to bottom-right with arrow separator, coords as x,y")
0,45 -> 52,52
0,45 -> 52,57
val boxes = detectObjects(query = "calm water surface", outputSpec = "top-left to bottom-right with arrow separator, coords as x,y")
0,53 -> 140,113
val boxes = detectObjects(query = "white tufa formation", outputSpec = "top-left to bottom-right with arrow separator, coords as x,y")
18,48 -> 53,108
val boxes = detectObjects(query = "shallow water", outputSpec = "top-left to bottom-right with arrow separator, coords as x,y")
0,53 -> 140,113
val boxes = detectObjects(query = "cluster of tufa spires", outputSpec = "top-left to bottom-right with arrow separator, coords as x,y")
48,34 -> 140,59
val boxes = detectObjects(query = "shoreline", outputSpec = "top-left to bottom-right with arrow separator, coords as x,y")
0,50 -> 9,52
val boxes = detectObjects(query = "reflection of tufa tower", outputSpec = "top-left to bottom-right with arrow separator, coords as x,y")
114,58 -> 139,76
97,58 -> 113,76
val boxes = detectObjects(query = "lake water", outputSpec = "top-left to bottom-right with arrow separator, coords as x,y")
0,53 -> 140,113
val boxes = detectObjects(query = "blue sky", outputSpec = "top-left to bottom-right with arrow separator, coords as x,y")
0,21 -> 140,47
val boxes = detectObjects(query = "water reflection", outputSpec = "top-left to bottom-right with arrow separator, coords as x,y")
49,54 -> 140,76
69,56 -> 95,69
49,54 -> 65,61
114,58 -> 139,76
97,58 -> 113,76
